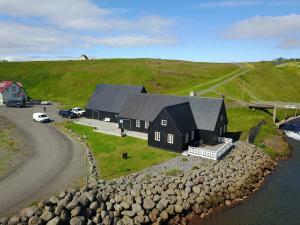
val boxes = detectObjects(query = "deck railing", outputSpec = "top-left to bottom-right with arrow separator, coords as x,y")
187,137 -> 232,160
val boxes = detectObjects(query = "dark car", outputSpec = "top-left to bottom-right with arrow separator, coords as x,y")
27,99 -> 41,106
5,100 -> 26,108
58,110 -> 78,119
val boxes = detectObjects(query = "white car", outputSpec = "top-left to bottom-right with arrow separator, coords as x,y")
71,107 -> 85,117
33,112 -> 52,123
40,101 -> 52,105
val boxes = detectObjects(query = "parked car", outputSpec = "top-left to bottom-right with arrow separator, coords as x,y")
40,101 -> 52,105
71,107 -> 85,117
33,112 -> 52,123
27,99 -> 41,105
58,110 -> 78,119
5,100 -> 26,108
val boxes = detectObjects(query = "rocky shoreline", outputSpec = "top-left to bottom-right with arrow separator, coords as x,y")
0,140 -> 277,225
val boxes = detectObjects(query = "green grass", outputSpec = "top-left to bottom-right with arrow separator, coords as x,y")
63,122 -> 178,179
165,168 -> 182,176
206,62 -> 300,103
0,59 -> 237,107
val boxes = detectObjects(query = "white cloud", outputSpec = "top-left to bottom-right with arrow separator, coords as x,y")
277,38 -> 300,50
197,1 -> 264,8
0,0 -> 173,33
83,35 -> 178,47
0,22 -> 73,53
196,0 -> 300,8
224,14 -> 300,39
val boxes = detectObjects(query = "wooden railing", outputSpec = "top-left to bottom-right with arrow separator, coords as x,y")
187,137 -> 232,160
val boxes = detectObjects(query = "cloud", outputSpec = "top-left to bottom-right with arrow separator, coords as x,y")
224,14 -> 300,39
0,22 -> 73,53
197,1 -> 264,8
0,1 -> 173,33
277,38 -> 300,50
83,35 -> 178,47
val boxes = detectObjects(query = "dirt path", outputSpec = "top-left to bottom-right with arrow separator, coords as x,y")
0,105 -> 85,216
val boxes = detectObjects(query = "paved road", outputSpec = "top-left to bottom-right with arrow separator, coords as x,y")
0,105 -> 85,215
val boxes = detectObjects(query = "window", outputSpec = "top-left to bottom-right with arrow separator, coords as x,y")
224,124 -> 227,133
12,86 -> 16,92
136,120 -> 140,128
161,120 -> 167,126
154,131 -> 160,141
220,115 -> 223,121
12,94 -> 16,98
191,131 -> 194,140
167,134 -> 174,144
145,121 -> 149,129
185,133 -> 189,143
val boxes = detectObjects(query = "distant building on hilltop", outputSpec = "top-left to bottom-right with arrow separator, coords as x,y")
0,81 -> 27,105
79,55 -> 90,60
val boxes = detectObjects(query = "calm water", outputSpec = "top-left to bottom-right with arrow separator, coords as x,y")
194,137 -> 300,225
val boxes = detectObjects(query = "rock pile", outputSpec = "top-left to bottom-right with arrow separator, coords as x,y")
0,142 -> 276,225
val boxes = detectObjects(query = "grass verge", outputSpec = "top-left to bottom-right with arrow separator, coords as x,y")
62,122 -> 178,179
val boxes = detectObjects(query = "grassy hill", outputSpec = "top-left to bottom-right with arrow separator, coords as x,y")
0,59 -> 238,106
1,58 -> 299,158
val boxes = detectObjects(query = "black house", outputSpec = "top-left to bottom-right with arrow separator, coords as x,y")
85,84 -> 146,122
148,103 -> 198,152
119,93 -> 228,150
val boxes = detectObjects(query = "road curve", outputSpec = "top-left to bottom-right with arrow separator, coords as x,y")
0,106 -> 85,215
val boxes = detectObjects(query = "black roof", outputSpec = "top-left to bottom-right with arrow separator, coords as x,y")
86,84 -> 146,113
163,103 -> 197,133
119,93 -> 225,131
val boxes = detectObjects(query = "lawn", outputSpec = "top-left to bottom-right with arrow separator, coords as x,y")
0,59 -> 237,107
63,122 -> 178,179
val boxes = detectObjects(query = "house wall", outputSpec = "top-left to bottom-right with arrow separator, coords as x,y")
0,93 -> 3,105
85,109 -> 118,123
118,118 -> 150,133
1,83 -> 27,104
198,102 -> 228,145
148,109 -> 197,152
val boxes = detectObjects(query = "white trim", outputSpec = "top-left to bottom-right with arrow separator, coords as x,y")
145,121 -> 149,129
136,120 -> 140,128
154,131 -> 160,141
167,134 -> 174,144
161,120 -> 167,126
185,133 -> 189,143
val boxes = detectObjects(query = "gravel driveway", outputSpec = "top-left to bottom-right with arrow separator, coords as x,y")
0,104 -> 85,215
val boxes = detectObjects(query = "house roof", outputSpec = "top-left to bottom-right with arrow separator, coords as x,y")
163,103 -> 197,133
86,84 -> 146,114
119,93 -> 225,131
0,81 -> 23,93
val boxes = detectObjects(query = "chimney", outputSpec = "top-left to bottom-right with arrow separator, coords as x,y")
190,90 -> 196,97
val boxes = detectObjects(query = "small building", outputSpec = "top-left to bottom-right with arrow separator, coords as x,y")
0,81 -> 27,105
79,55 -> 90,60
85,84 -> 146,123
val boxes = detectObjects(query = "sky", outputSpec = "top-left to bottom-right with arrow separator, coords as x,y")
0,0 -> 300,62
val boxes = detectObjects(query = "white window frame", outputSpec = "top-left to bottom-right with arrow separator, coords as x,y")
136,120 -> 140,128
145,121 -> 149,129
191,131 -> 194,140
167,134 -> 174,144
185,133 -> 189,143
161,120 -> 167,126
154,131 -> 160,141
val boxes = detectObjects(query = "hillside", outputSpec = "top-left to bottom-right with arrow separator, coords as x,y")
0,59 -> 238,106
0,58 -> 299,157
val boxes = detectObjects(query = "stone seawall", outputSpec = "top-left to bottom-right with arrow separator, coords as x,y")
0,142 -> 276,225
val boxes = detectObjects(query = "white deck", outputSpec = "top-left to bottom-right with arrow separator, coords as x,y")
182,137 -> 233,160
